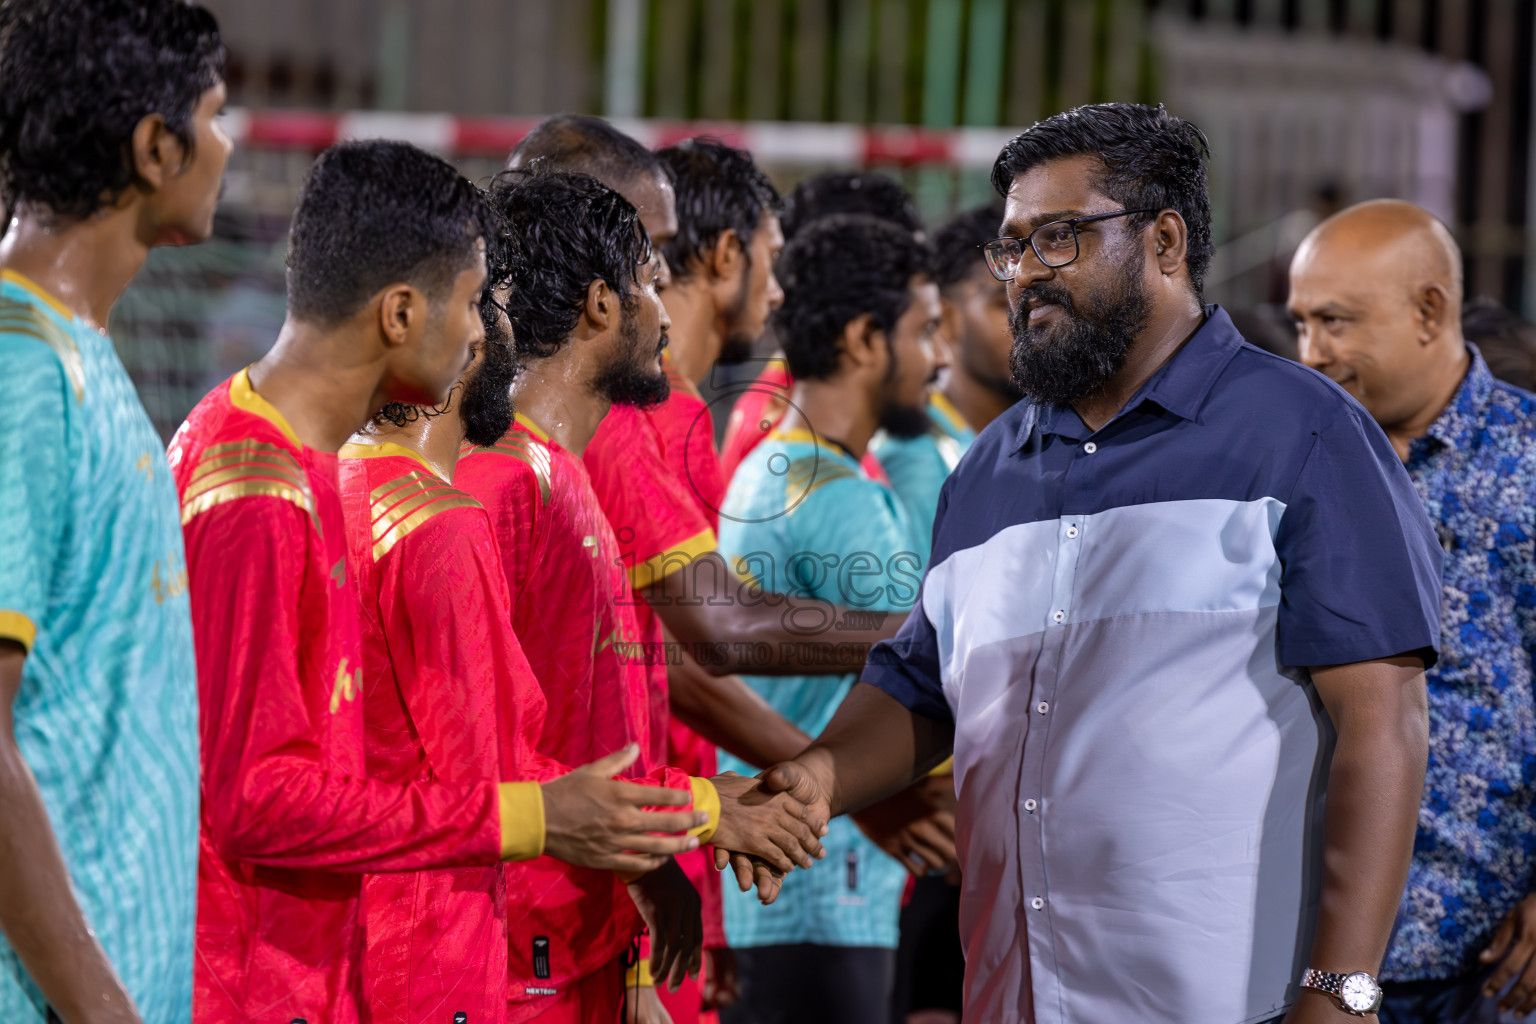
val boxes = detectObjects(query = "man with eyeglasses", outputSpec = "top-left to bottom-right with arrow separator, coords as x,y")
745,102 -> 1444,1024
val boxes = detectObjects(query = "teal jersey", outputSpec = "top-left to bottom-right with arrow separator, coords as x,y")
870,391 -> 975,559
716,429 -> 923,949
0,272 -> 198,1022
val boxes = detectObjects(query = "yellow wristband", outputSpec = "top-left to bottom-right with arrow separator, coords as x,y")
498,781 -> 545,860
927,756 -> 955,777
624,957 -> 655,987
688,776 -> 721,843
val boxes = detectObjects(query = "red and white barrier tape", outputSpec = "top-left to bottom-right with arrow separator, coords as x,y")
221,109 -> 1020,168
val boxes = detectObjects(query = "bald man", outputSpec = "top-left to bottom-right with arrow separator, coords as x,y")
1291,199 -> 1536,1023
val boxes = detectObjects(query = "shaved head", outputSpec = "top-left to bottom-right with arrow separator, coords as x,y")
1296,199 -> 1462,317
506,114 -> 678,259
1288,198 -> 1468,455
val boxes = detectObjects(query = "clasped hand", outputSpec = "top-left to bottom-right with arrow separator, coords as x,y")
709,761 -> 834,904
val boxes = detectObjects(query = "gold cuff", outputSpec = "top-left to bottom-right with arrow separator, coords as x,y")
498,781 -> 546,860
624,957 -> 655,987
688,776 -> 721,843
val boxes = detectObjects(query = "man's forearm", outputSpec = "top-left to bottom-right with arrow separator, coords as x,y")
1305,659 -> 1428,980
645,553 -> 906,676
667,651 -> 812,769
0,660 -> 136,1024
798,682 -> 953,818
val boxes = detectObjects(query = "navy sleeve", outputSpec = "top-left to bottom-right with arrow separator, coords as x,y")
862,587 -> 951,723
861,478 -> 953,723
1274,404 -> 1442,669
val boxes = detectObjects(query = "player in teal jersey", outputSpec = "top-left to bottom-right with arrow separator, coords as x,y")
872,205 -> 1015,559
870,391 -> 969,561
0,3 -> 229,1021
716,214 -> 942,1024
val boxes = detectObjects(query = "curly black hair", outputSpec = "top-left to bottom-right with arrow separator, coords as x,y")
991,102 -> 1213,293
656,137 -> 782,283
285,140 -> 493,325
780,171 -> 923,242
0,0 -> 225,220
932,204 -> 1005,290
774,213 -> 933,382
485,169 -> 648,362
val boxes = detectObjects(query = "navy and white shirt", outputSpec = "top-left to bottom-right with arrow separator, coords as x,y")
864,307 -> 1442,1024
1385,345 -> 1536,981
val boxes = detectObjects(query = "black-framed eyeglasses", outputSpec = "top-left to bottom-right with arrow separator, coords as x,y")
981,208 -> 1158,282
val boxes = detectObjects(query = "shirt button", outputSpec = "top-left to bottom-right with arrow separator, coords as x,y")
1066,525 -> 1079,538
1036,701 -> 1049,714
1024,798 -> 1038,812
1051,610 -> 1064,624
1083,441 -> 1098,454
1031,897 -> 1045,910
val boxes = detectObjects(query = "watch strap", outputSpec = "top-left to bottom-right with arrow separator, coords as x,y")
1300,968 -> 1344,997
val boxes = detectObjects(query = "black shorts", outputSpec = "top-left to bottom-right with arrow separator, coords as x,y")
892,874 -> 965,1018
719,943 -> 897,1024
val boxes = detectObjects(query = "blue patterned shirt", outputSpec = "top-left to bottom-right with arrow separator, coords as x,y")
0,271 -> 199,1021
1384,345 -> 1536,981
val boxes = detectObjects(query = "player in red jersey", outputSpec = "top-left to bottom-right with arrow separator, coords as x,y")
172,141 -> 706,1024
459,170 -> 828,1024
505,126 -> 901,674
648,143 -> 964,1017
717,171 -> 925,483
502,121 -> 924,1019
339,250 -> 732,1023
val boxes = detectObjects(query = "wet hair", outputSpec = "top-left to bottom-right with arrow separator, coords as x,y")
779,171 -> 922,241
1463,297 -> 1536,393
0,0 -> 225,220
505,114 -> 665,193
992,102 -> 1214,293
656,137 -> 782,282
774,213 -> 932,381
932,204 -> 1006,290
285,140 -> 492,325
486,169 -> 647,361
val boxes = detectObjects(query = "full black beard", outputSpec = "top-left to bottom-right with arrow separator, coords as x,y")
879,401 -> 932,440
460,325 -> 520,447
593,310 -> 671,408
1007,254 -> 1151,407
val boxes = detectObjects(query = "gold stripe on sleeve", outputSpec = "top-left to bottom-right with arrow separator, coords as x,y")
627,528 -> 718,591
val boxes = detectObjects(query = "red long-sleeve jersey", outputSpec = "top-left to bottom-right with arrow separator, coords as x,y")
339,443 -> 553,1024
584,366 -> 729,956
172,371 -> 504,1024
456,415 -> 712,1022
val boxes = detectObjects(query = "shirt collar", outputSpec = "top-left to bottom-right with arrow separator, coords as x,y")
1013,304 -> 1244,451
1419,343 -> 1493,453
230,367 -> 303,449
514,411 -> 551,442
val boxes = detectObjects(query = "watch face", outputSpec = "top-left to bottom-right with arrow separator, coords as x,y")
1340,972 -> 1381,1013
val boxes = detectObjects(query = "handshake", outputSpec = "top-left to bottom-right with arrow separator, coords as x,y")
540,743 -> 955,994
538,746 -> 835,903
